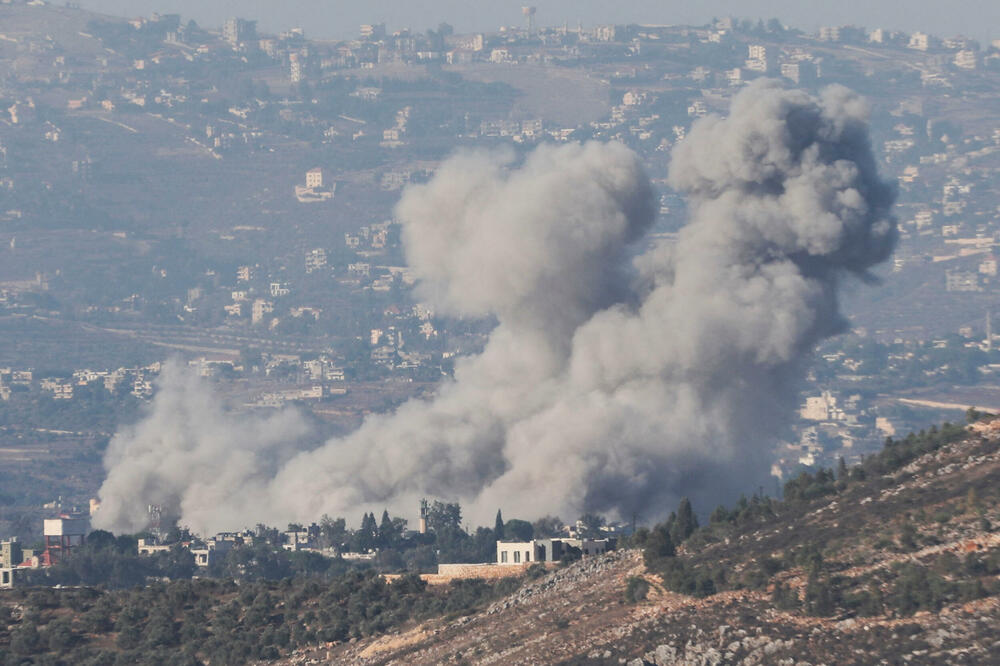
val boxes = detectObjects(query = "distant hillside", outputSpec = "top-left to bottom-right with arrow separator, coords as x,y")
290,417 -> 1000,664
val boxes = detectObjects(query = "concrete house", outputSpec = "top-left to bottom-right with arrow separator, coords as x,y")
496,537 -> 614,564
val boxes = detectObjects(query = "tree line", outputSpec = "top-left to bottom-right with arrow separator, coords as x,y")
2,567 -> 526,664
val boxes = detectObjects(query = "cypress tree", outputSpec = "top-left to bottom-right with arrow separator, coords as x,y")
379,510 -> 393,547
671,498 -> 698,544
643,523 -> 675,566
494,509 -> 505,540
359,513 -> 377,551
379,510 -> 392,535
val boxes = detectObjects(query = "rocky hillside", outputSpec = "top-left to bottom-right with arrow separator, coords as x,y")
280,419 -> 1000,665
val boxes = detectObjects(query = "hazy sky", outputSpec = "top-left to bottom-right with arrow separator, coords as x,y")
75,1 -> 999,44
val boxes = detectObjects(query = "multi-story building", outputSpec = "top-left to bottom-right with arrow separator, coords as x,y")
191,538 -> 234,567
237,265 -> 258,283
223,17 -> 257,47
360,23 -> 386,40
306,168 -> 323,189
954,50 -> 977,70
41,515 -> 87,566
818,26 -> 841,42
305,248 -> 327,273
909,32 -> 931,51
252,299 -> 273,324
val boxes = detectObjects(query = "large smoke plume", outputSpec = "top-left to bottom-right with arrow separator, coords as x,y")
94,81 -> 896,535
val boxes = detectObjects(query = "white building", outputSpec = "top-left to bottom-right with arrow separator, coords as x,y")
909,32 -> 930,51
289,52 -> 303,83
137,538 -> 172,556
191,539 -> 234,567
800,390 -> 846,422
305,248 -> 327,273
490,48 -> 512,64
818,26 -> 841,42
296,168 -> 334,203
622,90 -> 648,106
252,299 -> 273,324
496,537 -> 612,564
780,61 -> 815,84
954,50 -> 977,70
305,168 -> 324,189
360,23 -> 386,40
223,17 -> 256,48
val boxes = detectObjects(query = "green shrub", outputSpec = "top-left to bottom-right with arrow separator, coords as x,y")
10,621 -> 42,655
803,571 -> 839,617
624,576 -> 650,603
771,583 -> 799,611
525,563 -> 547,580
45,617 -> 77,653
889,563 -> 954,615
898,523 -> 919,552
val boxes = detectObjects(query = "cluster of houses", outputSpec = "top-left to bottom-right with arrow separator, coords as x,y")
2,507 -> 621,588
0,364 -> 161,402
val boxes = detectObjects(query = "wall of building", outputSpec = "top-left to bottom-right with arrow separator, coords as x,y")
1,539 -> 23,569
437,562 -> 530,578
496,537 -> 614,563
496,540 -> 536,564
384,561 -> 558,586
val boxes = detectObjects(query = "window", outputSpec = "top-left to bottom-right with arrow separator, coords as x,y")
501,551 -> 507,563
514,551 -> 520,563
525,551 -> 530,562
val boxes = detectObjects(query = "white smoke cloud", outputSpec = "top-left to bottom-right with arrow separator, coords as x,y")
94,81 -> 896,535
95,364 -> 315,533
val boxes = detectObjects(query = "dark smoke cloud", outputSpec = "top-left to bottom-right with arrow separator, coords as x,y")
94,81 -> 896,535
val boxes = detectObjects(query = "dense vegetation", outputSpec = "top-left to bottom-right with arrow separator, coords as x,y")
0,568 -> 523,664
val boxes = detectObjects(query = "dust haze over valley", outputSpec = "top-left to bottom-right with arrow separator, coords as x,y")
95,81 -> 897,535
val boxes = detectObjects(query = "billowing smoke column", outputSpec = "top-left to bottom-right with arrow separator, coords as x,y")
94,81 -> 896,535
96,365 -> 315,532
